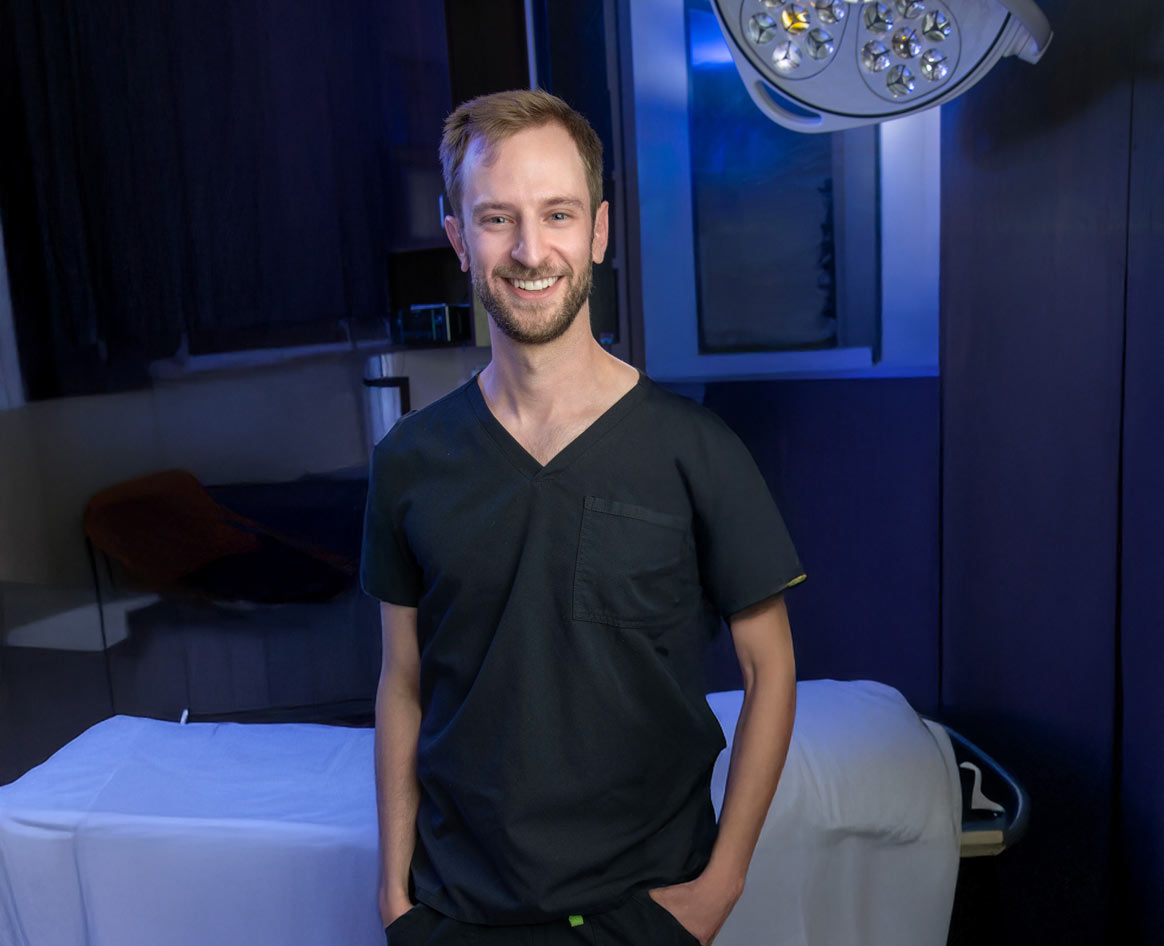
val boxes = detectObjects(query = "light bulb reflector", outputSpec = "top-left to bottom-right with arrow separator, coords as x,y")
861,40 -> 891,72
814,1 -> 847,24
894,0 -> 925,18
892,27 -> 921,58
920,48 -> 949,80
781,3 -> 811,34
922,10 -> 951,41
772,40 -> 804,71
805,28 -> 835,59
748,13 -> 780,43
862,3 -> 894,34
886,63 -> 916,96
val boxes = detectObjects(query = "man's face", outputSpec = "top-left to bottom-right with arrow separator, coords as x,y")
445,123 -> 609,345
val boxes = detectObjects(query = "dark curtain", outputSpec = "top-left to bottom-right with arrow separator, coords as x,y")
1116,6 -> 1164,939
939,2 -> 1163,943
702,378 -> 941,712
0,0 -> 392,398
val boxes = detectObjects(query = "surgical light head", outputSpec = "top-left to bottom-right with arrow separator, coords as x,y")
710,0 -> 1052,131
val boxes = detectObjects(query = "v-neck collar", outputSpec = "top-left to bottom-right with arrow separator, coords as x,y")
467,370 -> 648,478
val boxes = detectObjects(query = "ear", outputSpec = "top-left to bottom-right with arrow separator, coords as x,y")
591,200 -> 610,265
444,215 -> 470,272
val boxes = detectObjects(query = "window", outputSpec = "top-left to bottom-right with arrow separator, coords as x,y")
623,0 -> 939,380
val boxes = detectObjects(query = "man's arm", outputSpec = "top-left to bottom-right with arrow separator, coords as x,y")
651,593 -> 796,945
374,602 -> 422,927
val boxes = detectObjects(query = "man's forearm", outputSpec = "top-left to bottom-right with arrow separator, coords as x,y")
702,656 -> 796,893
374,603 -> 423,925
375,671 -> 421,922
650,594 -> 795,945
708,594 -> 796,890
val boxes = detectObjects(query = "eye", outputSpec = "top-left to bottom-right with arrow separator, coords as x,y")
549,212 -> 570,222
484,215 -> 509,226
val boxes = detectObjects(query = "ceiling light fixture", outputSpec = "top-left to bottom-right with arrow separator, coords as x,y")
711,0 -> 1052,131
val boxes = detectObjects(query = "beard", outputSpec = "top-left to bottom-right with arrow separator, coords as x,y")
471,257 -> 594,346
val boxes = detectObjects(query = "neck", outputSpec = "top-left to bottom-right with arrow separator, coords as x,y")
478,305 -> 624,420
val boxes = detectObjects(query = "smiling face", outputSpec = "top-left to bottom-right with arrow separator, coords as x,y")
445,123 -> 609,346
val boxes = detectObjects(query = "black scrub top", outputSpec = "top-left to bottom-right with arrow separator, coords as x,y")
361,373 -> 803,924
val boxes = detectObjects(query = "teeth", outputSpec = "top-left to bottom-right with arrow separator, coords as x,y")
511,277 -> 558,291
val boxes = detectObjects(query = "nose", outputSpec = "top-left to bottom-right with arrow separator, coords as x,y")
510,220 -> 547,271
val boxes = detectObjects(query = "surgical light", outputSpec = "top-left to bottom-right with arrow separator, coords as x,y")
710,0 -> 1052,131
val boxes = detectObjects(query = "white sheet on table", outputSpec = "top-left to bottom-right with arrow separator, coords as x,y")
0,679 -> 960,946
708,680 -> 961,946
0,718 -> 381,946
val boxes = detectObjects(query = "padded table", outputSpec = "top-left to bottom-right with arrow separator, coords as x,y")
0,680 -> 959,946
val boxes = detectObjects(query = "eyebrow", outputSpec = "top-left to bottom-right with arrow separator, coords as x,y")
472,197 -> 587,216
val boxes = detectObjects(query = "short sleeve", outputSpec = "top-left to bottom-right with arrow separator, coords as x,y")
360,435 -> 423,606
687,411 -> 805,618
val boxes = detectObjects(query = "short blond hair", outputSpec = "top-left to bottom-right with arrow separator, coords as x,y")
440,89 -> 604,221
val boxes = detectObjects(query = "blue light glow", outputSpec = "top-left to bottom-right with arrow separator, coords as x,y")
688,9 -> 735,67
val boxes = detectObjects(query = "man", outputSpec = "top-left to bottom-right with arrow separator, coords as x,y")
362,89 -> 803,946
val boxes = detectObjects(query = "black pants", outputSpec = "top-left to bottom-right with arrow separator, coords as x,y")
384,890 -> 700,946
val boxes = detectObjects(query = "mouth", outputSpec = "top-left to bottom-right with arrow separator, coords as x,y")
503,275 -> 563,298
509,276 -> 559,291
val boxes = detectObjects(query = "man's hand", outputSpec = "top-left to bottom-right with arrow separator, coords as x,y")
649,873 -> 743,946
380,887 -> 414,929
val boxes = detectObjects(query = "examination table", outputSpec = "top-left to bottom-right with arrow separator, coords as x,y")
0,680 -> 1010,946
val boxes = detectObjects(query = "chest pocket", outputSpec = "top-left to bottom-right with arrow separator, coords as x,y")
573,496 -> 695,628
